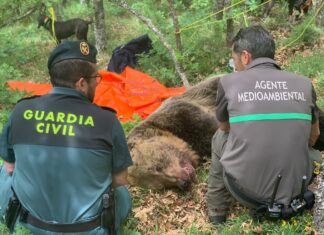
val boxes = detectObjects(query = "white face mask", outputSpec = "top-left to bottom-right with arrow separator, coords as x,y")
228,59 -> 237,72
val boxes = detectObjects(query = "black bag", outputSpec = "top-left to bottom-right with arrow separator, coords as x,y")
5,191 -> 21,233
101,190 -> 115,233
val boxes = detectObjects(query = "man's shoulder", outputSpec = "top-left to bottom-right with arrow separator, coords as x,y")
98,106 -> 117,115
89,105 -> 118,121
16,95 -> 42,104
278,70 -> 311,83
219,73 -> 232,82
12,95 -> 42,111
219,72 -> 243,86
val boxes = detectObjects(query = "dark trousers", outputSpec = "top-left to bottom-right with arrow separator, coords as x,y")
206,129 -> 322,217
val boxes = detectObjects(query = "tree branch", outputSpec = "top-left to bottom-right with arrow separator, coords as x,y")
108,0 -> 190,88
167,0 -> 182,52
0,5 -> 38,29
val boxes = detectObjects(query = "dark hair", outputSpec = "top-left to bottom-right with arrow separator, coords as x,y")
232,25 -> 275,59
49,59 -> 96,88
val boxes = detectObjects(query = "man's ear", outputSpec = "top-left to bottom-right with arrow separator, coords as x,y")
241,50 -> 252,65
75,77 -> 87,92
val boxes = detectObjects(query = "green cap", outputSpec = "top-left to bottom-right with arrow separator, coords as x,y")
48,41 -> 97,70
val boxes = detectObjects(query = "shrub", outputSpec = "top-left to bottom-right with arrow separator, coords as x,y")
0,64 -> 26,109
122,115 -> 142,135
315,74 -> 324,109
0,224 -> 31,235
285,51 -> 324,109
285,52 -> 324,79
281,17 -> 323,47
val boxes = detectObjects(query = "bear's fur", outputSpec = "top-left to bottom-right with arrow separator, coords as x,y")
127,77 -> 220,190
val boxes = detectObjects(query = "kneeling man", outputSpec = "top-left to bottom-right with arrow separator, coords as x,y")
0,40 -> 133,234
206,25 -> 322,225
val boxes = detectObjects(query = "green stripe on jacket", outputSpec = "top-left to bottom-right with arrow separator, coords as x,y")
229,113 -> 311,123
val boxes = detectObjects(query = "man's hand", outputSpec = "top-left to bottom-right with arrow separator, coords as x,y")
112,169 -> 129,188
218,121 -> 230,133
4,161 -> 15,174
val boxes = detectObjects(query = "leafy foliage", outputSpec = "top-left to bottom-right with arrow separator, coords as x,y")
0,24 -> 50,83
0,64 -> 26,130
0,224 -> 31,235
282,16 -> 323,47
128,0 -> 231,85
315,74 -> 324,109
286,52 -> 324,79
0,0 -> 40,26
285,51 -> 324,109
121,115 -> 142,135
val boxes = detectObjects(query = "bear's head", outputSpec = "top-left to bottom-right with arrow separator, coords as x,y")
128,134 -> 199,190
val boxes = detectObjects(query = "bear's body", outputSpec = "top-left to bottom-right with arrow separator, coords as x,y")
127,77 -> 219,190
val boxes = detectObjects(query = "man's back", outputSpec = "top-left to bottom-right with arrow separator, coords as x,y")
218,58 -> 315,205
8,87 -> 120,223
1,40 -> 133,234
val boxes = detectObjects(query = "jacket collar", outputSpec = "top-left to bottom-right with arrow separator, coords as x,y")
246,57 -> 281,70
50,87 -> 89,101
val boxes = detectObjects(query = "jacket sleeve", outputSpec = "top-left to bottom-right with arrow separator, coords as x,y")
216,80 -> 229,122
111,118 -> 133,173
311,84 -> 319,124
0,118 -> 15,163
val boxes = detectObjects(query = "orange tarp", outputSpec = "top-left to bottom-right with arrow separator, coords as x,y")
7,67 -> 186,122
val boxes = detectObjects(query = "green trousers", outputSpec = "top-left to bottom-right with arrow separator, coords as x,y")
206,129 -> 323,217
0,166 -> 132,235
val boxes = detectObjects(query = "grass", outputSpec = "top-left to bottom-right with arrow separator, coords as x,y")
0,224 -> 31,235
285,52 -> 324,79
285,50 -> 324,109
215,212 -> 316,234
120,161 -> 321,235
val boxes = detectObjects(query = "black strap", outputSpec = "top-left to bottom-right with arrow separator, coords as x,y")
20,208 -> 101,233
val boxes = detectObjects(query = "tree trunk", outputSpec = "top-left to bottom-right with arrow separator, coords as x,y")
313,169 -> 324,233
81,0 -> 91,5
54,1 -> 64,20
93,0 -> 107,52
213,0 -> 226,20
314,0 -> 324,27
262,0 -> 275,18
62,0 -> 68,7
214,0 -> 233,47
108,0 -> 190,88
167,0 -> 182,52
226,18 -> 234,47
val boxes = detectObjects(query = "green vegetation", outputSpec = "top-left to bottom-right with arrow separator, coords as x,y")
215,212 -> 315,235
121,114 -> 142,135
285,51 -> 324,110
0,0 -> 323,234
0,224 -> 31,235
0,65 -> 26,131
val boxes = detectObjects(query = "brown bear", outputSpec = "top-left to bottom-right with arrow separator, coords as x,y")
127,76 -> 220,190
